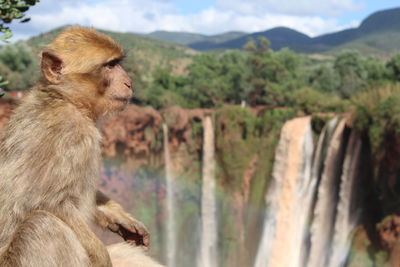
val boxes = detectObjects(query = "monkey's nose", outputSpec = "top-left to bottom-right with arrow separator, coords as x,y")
124,82 -> 131,89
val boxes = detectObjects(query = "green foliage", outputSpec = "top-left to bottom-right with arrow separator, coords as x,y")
291,87 -> 348,114
0,0 -> 39,41
352,84 -> 400,156
144,68 -> 188,108
215,105 -> 295,190
334,50 -> 368,98
309,64 -> 340,93
386,54 -> 400,81
0,42 -> 38,90
244,37 -> 307,107
185,51 -> 249,107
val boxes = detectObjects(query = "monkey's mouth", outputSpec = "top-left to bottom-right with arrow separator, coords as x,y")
113,97 -> 130,104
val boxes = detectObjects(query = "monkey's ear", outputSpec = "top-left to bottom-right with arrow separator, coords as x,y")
41,50 -> 63,85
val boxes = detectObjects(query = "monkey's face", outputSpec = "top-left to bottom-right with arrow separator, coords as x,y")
41,27 -> 134,120
96,58 -> 133,116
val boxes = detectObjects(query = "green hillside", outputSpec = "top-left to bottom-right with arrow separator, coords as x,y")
329,30 -> 400,57
147,31 -> 206,45
146,30 -> 246,49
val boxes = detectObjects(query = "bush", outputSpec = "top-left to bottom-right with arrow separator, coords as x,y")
352,84 -> 400,155
291,87 -> 348,114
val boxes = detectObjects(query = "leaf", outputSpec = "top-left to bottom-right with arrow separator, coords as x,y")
1,31 -> 12,40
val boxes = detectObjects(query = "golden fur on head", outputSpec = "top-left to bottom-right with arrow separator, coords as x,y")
47,26 -> 124,74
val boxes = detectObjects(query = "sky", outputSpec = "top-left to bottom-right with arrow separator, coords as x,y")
8,0 -> 400,41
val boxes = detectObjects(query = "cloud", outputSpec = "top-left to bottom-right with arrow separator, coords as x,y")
183,7 -> 358,37
217,0 -> 364,16
8,0 -> 362,41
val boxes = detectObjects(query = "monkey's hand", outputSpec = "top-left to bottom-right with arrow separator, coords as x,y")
96,199 -> 150,249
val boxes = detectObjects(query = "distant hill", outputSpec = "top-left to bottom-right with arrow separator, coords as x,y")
147,7 -> 400,55
189,27 -> 312,51
147,31 -> 206,45
187,31 -> 247,50
146,30 -> 246,48
358,7 -> 400,34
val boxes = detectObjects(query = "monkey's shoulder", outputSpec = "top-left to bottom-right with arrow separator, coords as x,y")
3,94 -> 101,153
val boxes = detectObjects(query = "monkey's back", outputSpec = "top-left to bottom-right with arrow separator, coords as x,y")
0,88 -> 102,251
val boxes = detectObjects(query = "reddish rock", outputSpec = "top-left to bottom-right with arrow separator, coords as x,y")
161,105 -> 212,150
378,215 -> 400,266
100,105 -> 163,157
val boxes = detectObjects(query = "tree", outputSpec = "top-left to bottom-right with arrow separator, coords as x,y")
185,51 -> 248,108
0,0 -> 39,95
0,43 -> 38,90
244,37 -> 271,106
0,0 -> 39,41
334,50 -> 367,98
310,64 -> 340,93
245,37 -> 303,107
386,54 -> 400,81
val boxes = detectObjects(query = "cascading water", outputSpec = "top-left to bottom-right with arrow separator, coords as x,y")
163,124 -> 176,267
253,117 -> 314,267
253,116 -> 364,267
301,117 -> 339,266
328,130 -> 362,267
307,119 -> 348,267
198,116 -> 218,267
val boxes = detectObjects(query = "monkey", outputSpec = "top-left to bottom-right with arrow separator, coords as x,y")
0,26 -> 163,267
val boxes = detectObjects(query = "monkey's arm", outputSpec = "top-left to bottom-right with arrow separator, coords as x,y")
95,191 -> 150,248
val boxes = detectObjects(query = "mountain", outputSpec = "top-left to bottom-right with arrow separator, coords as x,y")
186,31 -> 247,50
147,30 -> 246,47
177,7 -> 400,55
147,31 -> 206,45
190,27 -> 312,51
358,7 -> 400,34
309,8 -> 400,48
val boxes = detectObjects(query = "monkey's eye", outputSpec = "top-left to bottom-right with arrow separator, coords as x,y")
104,58 -> 121,69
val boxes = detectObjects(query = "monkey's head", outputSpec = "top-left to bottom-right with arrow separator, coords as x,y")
40,26 -> 133,120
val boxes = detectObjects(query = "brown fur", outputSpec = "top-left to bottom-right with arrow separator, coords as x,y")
108,243 -> 164,267
0,26 -> 161,267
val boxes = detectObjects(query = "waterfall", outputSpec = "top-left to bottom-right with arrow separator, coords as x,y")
301,117 -> 339,266
307,118 -> 348,267
253,117 -> 314,267
163,124 -> 176,267
328,130 -> 362,267
252,115 -> 364,267
198,116 -> 218,267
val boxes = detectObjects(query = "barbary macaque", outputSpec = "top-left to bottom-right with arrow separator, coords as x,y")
0,26 -> 163,267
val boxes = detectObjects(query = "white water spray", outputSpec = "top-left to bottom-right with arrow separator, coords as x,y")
328,130 -> 362,267
308,118 -> 346,267
163,124 -> 176,267
198,116 -> 218,267
254,117 -> 314,267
